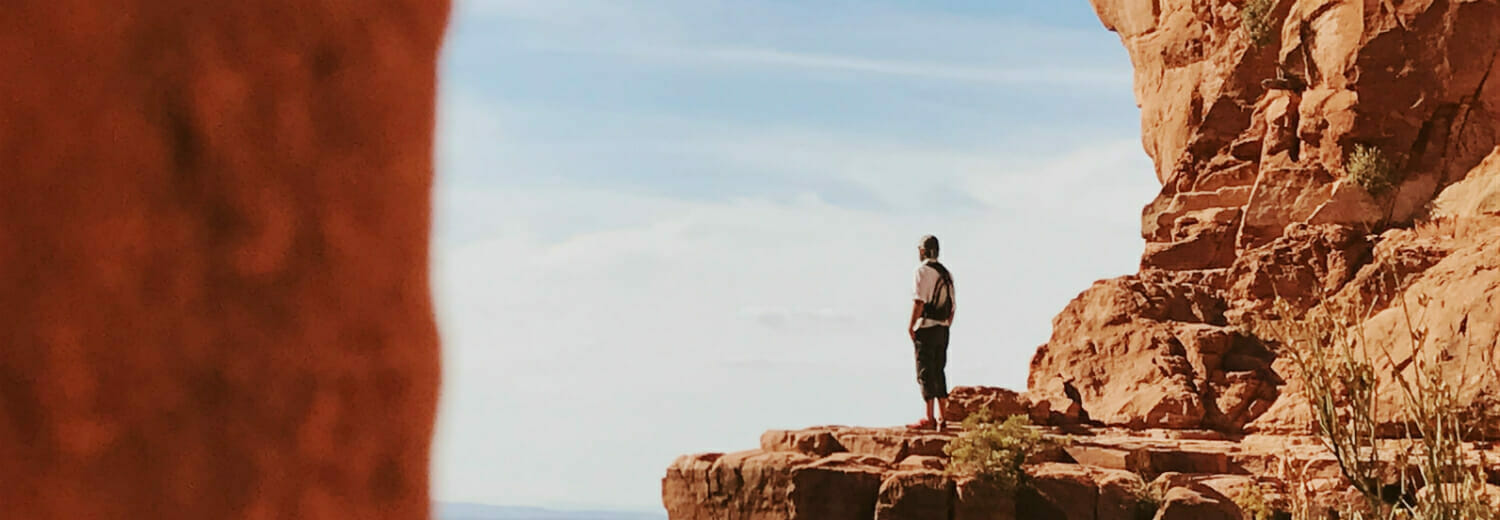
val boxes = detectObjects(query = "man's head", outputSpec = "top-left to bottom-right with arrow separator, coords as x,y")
919,235 -> 940,260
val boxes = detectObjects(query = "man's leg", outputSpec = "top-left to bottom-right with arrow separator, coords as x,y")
933,327 -> 950,427
913,327 -> 939,427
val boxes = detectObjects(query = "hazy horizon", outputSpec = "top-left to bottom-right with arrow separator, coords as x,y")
429,0 -> 1157,511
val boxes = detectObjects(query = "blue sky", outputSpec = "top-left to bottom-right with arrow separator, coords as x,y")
429,0 -> 1159,512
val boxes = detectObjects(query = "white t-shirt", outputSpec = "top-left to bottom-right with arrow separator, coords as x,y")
912,260 -> 954,330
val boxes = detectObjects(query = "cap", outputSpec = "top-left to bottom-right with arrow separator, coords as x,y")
920,235 -> 940,255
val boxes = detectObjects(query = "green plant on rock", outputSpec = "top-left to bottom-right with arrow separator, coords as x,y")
1241,0 -> 1276,47
1346,144 -> 1398,195
943,410 -> 1047,494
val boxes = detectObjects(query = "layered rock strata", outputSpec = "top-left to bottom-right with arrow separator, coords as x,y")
1030,0 -> 1500,436
663,387 -> 1500,519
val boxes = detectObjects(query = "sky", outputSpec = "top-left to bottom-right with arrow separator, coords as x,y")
428,0 -> 1160,512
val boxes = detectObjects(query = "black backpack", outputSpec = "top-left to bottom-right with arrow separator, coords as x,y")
921,262 -> 954,321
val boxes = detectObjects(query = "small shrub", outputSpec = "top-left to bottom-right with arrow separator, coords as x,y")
1236,482 -> 1277,520
1130,479 -> 1165,520
943,410 -> 1047,493
1241,0 -> 1276,47
1346,144 -> 1398,195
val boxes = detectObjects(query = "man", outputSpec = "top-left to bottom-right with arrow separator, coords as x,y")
908,235 -> 955,430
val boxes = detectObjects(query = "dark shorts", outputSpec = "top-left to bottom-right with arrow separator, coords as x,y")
913,325 -> 950,401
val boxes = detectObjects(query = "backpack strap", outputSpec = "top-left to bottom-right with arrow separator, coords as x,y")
927,262 -> 952,288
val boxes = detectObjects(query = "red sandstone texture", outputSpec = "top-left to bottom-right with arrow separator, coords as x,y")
1030,0 -> 1500,437
665,0 -> 1500,518
0,2 -> 449,519
663,390 -> 1500,519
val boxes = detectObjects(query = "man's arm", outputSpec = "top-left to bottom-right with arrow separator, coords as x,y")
910,265 -> 930,340
949,286 -> 956,324
908,299 -> 923,340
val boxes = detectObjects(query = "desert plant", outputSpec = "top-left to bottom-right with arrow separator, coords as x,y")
1241,0 -> 1276,47
1383,294 -> 1497,520
1279,457 -> 1331,520
1266,298 -> 1389,516
943,410 -> 1048,493
1236,481 -> 1278,520
1346,144 -> 1398,195
1262,264 -> 1498,520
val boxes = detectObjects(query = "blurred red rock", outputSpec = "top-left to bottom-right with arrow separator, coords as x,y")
0,2 -> 449,518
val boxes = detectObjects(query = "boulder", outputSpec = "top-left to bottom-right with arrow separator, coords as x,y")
954,478 -> 1016,520
662,450 -> 812,520
762,428 -> 845,457
875,471 -> 955,520
944,386 -> 1031,423
1152,482 -> 1243,520
787,457 -> 886,520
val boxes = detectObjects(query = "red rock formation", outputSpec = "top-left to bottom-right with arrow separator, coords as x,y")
1152,482 -> 1244,520
1030,0 -> 1500,435
942,386 -> 1032,423
0,2 -> 449,519
1104,0 -> 1500,246
663,418 -> 1500,519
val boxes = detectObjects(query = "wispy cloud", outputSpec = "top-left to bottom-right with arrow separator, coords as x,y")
450,0 -> 1132,89
435,86 -> 1137,216
542,44 -> 1131,88
962,139 -> 1158,216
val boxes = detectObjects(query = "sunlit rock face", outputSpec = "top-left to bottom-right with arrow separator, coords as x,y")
1028,0 -> 1500,434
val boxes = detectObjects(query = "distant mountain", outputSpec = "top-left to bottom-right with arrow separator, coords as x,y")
434,502 -> 666,520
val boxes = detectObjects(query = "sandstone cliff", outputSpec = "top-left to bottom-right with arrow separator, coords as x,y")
1029,0 -> 1500,436
664,0 -> 1500,518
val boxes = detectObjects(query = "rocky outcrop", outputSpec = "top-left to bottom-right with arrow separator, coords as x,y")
663,418 -> 1500,519
664,429 -> 946,520
1248,217 -> 1500,434
1029,0 -> 1500,435
0,2 -> 449,519
1100,0 -> 1500,247
1153,482 -> 1243,520
942,387 -> 1027,419
1027,273 -> 1281,432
